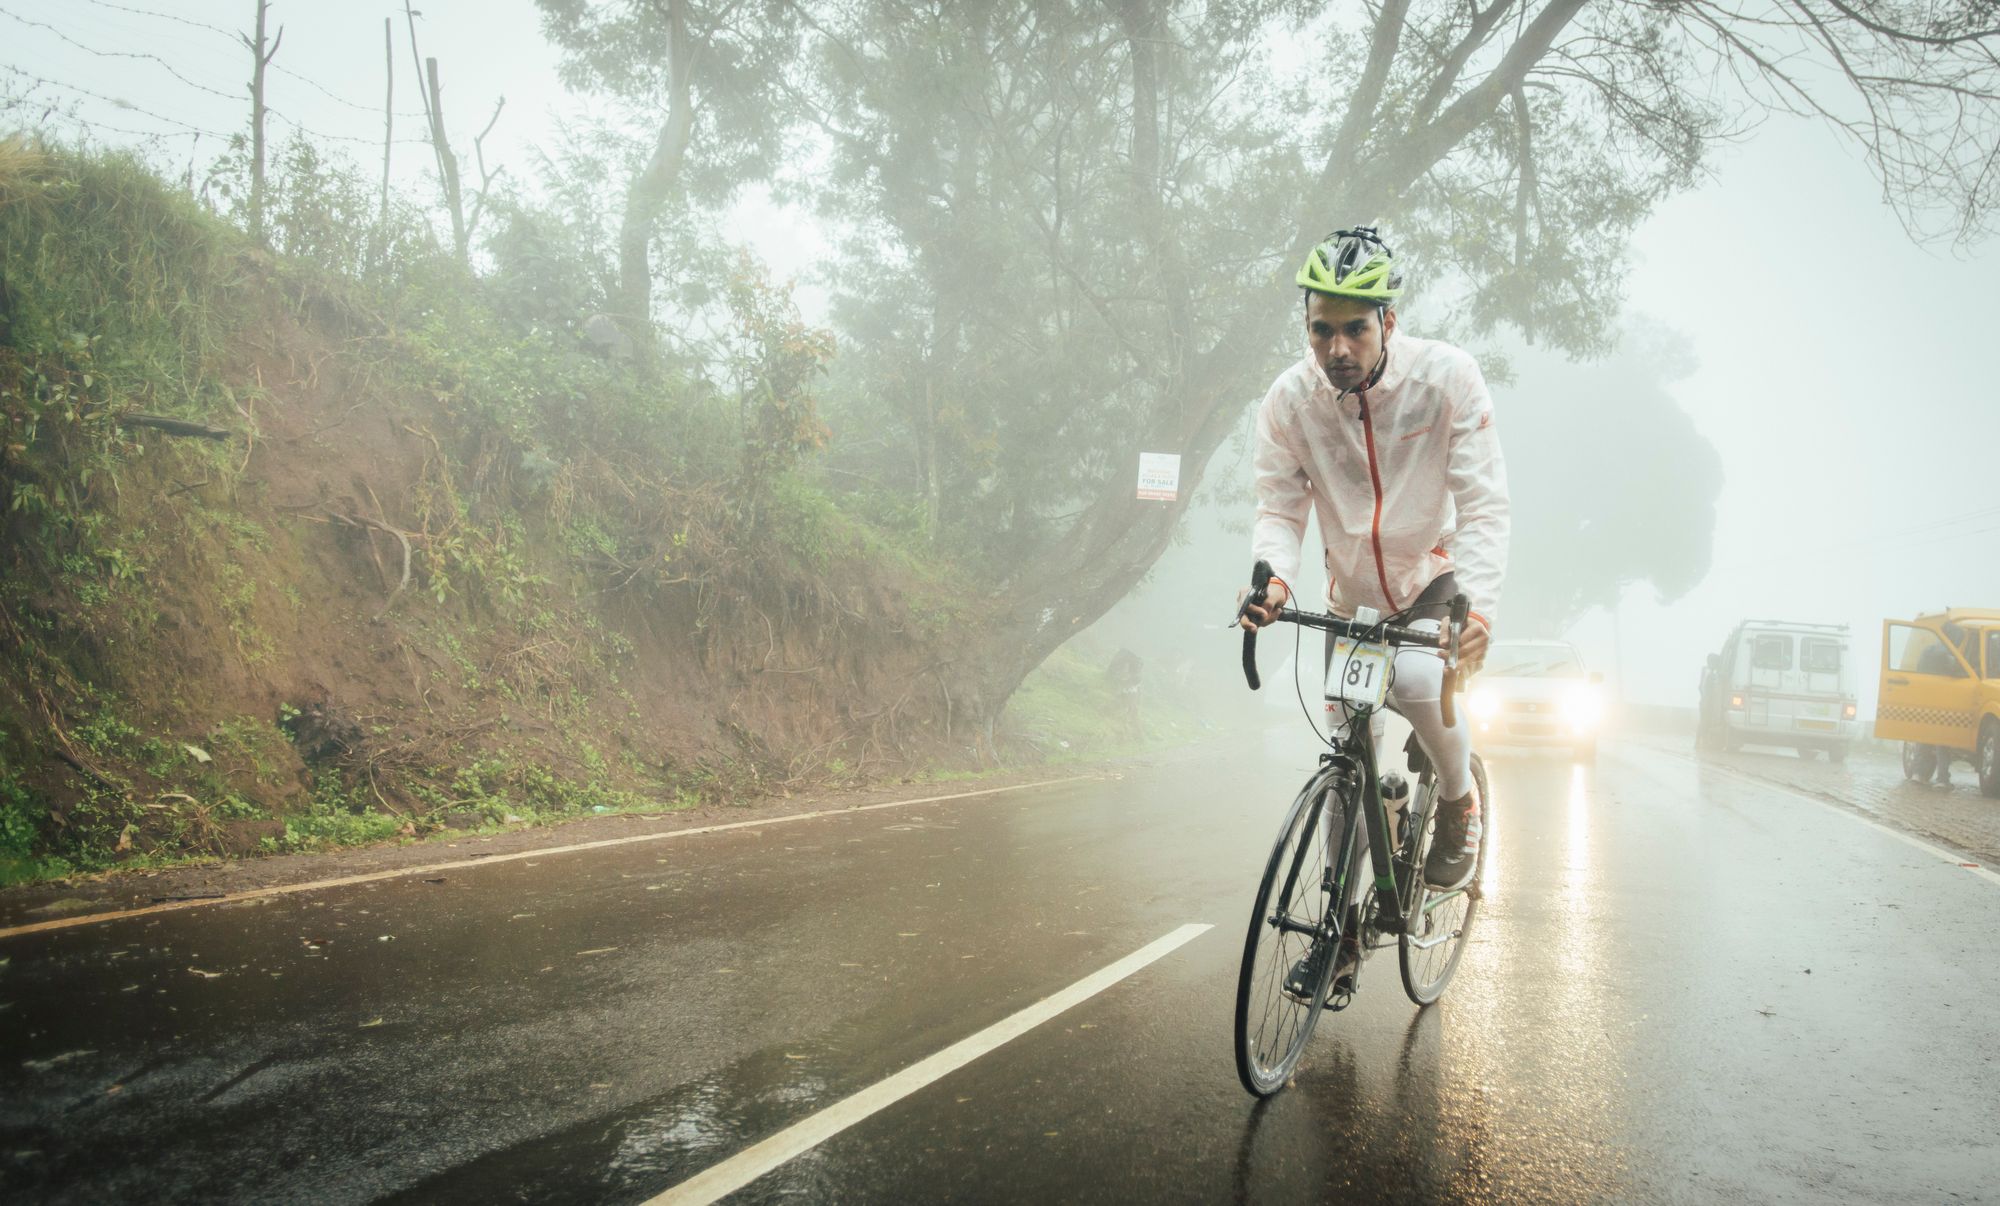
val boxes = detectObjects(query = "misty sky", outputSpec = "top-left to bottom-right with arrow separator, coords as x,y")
5,0 -> 1995,712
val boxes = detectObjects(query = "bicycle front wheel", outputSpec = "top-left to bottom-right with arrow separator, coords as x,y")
1399,752 -> 1489,1005
1234,767 -> 1346,1096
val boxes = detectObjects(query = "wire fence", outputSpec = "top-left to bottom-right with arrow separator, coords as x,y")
1,1 -> 444,164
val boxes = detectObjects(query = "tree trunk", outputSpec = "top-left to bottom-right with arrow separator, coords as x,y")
1119,1 -> 1191,366
380,18 -> 394,235
244,0 -> 276,246
919,377 -> 940,541
952,360 -> 1261,721
403,5 -> 470,266
615,0 -> 694,338
1123,3 -> 1159,207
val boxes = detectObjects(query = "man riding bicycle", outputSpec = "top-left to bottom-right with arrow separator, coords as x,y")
1238,226 -> 1509,989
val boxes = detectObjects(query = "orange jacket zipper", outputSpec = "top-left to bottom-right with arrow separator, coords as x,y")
1357,390 -> 1399,609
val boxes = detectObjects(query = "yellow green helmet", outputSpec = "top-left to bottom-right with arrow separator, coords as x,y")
1296,226 -> 1403,303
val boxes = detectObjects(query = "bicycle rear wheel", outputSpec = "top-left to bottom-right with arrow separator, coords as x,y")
1234,767 -> 1348,1096
1399,752 -> 1489,1005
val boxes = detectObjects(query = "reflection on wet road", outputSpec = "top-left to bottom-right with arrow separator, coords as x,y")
4,732 -> 1997,1203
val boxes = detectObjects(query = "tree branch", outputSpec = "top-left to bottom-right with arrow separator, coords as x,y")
1365,0 -> 1591,203
464,95 -> 507,239
115,413 -> 234,440
1411,0 -> 1520,128
1819,0 -> 2000,48
1311,0 -> 1411,203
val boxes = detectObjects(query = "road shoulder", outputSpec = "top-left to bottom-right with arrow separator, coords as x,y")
0,763 -> 1114,931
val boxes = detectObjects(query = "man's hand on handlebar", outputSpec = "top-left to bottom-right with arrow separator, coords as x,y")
1237,577 -> 1290,630
1458,616 -> 1490,674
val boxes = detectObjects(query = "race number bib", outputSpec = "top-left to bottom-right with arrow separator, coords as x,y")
1327,637 -> 1392,709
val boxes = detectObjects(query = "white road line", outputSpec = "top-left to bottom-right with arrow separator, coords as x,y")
643,922 -> 1214,1206
1633,743 -> 2000,889
0,775 -> 1100,942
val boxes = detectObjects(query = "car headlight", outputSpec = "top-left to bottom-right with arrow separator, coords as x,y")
1561,686 -> 1603,728
1468,689 -> 1500,719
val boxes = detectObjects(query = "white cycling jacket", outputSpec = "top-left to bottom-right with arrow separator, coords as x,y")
1251,332 -> 1510,631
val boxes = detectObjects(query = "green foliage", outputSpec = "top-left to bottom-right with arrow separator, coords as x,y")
0,140 -> 241,578
0,760 -> 46,884
0,140 -> 234,399
534,0 -> 803,208
6,705 -> 299,874
283,771 -> 405,852
759,474 -> 840,573
204,714 -> 293,783
213,561 -> 272,663
479,188 -> 615,336
206,133 -> 444,281
724,260 -> 833,494
73,705 -> 140,761
432,754 -> 652,821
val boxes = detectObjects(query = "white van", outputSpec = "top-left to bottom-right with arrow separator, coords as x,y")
1696,621 -> 1858,760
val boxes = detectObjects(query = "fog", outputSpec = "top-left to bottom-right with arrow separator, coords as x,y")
8,0 -> 1995,722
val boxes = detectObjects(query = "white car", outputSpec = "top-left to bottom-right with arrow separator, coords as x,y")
1465,640 -> 1606,760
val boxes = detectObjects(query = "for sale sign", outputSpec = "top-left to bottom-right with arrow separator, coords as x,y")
1136,452 -> 1181,501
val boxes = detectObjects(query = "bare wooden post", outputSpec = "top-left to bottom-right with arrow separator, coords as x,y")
425,57 -> 468,260
402,2 -> 469,264
380,17 -> 393,232
240,0 -> 283,245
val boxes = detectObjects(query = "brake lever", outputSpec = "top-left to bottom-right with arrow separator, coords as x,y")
1440,594 -> 1470,728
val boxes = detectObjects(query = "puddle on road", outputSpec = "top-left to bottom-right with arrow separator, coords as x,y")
380,1022 -> 882,1204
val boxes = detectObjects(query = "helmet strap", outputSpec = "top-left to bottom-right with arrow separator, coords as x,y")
1329,307 -> 1393,403
1361,306 -> 1391,393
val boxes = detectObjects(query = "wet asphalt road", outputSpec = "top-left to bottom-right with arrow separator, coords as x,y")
4,730 -> 1998,1204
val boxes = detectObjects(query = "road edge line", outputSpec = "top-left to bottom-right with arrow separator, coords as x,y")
0,774 -> 1101,942
1633,742 -> 2000,888
642,922 -> 1214,1206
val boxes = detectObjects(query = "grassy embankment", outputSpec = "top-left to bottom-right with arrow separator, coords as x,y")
0,140 -> 949,884
0,142 -> 1195,887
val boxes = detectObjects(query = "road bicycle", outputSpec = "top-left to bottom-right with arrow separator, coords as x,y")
1231,560 -> 1490,1097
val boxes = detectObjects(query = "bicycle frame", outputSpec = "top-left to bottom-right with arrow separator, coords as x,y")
1278,711 -> 1406,955
1269,708 -> 1481,998
1238,558 -> 1476,969
1329,702 -> 1479,940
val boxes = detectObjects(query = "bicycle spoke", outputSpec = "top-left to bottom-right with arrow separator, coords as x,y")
1398,755 -> 1486,1005
1419,887 -> 1468,914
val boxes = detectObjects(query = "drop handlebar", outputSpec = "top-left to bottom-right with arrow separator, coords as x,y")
1234,560 -> 1469,728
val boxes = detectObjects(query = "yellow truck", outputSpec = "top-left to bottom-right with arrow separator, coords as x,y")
1874,608 -> 2000,797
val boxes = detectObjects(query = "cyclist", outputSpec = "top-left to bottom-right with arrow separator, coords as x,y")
1238,227 -> 1509,990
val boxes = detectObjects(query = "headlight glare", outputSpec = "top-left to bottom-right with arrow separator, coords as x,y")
1561,686 -> 1603,728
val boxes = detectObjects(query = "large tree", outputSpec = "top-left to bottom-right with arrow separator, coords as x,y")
536,0 -> 804,334
800,1 -> 2000,726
